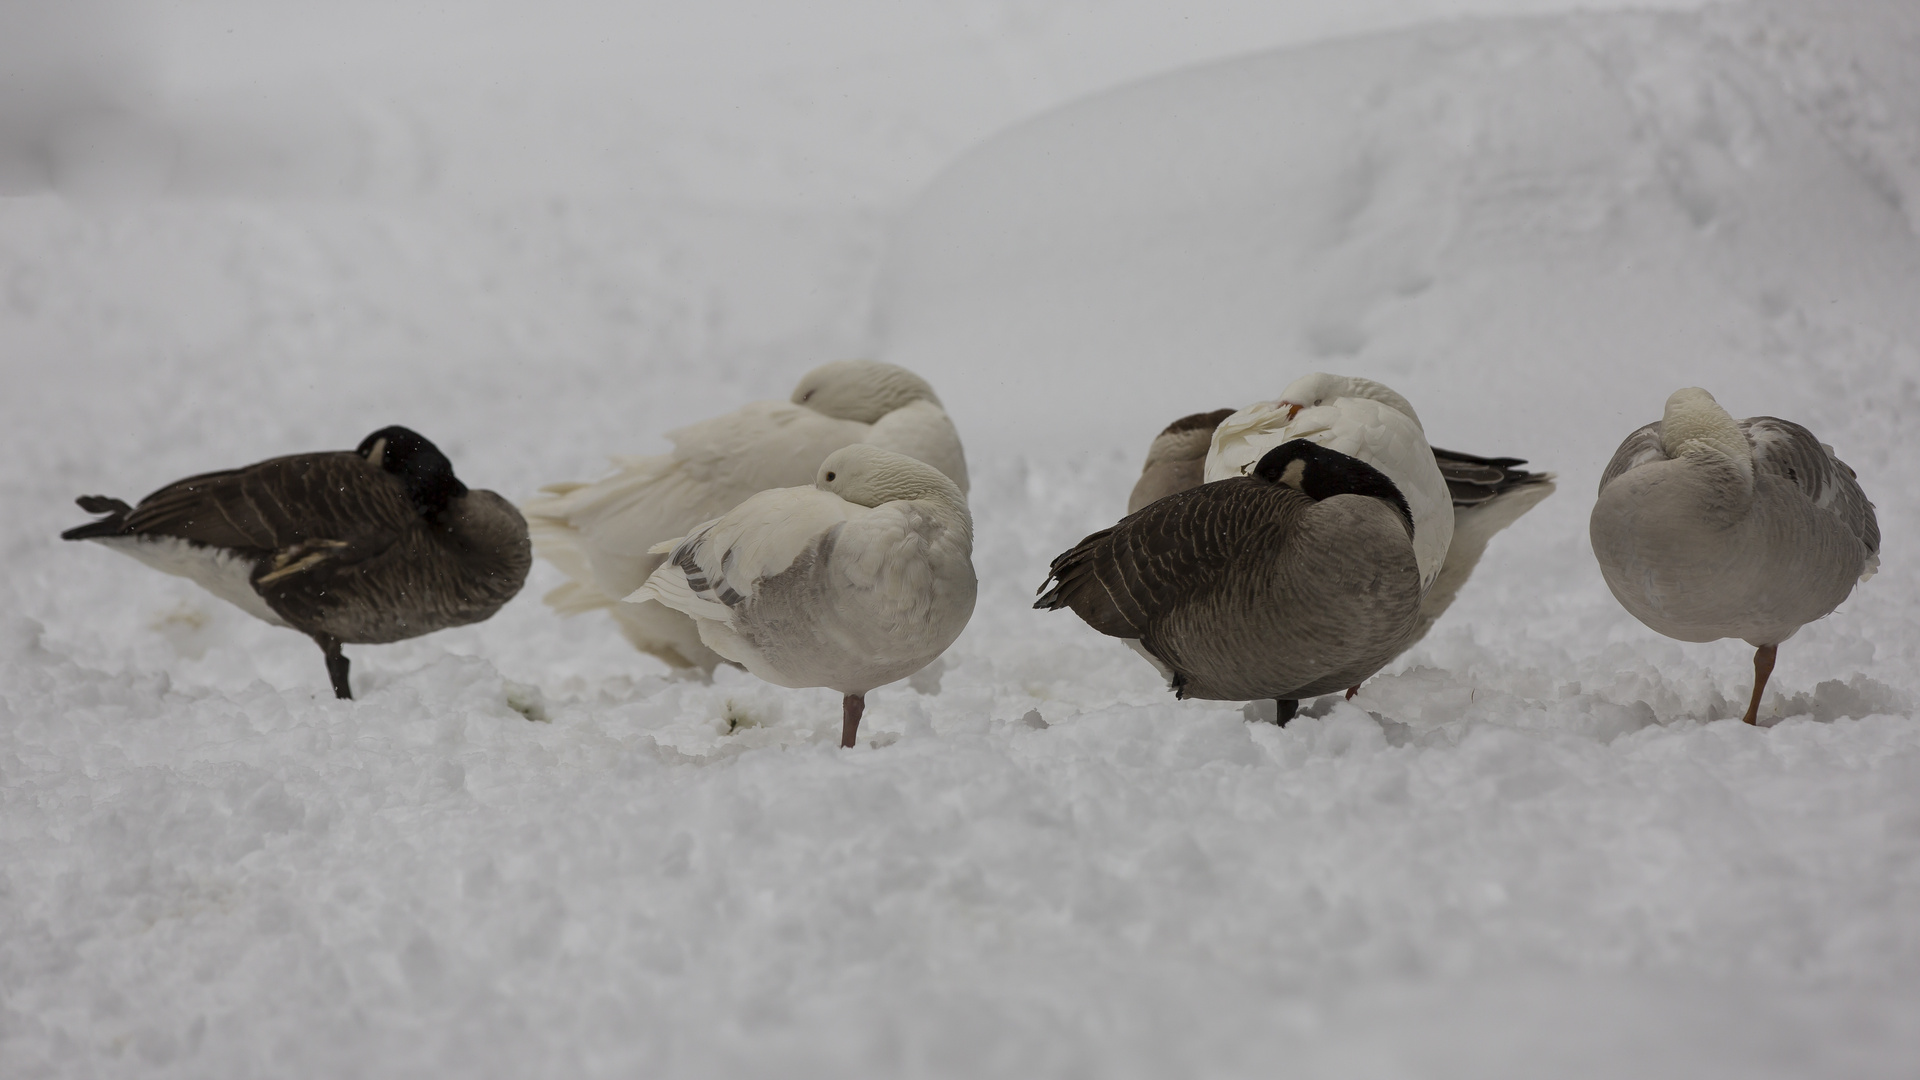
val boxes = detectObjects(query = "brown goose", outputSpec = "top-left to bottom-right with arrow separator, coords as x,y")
61,426 -> 531,699
1038,439 -> 1423,724
1590,388 -> 1879,725
1133,400 -> 1554,646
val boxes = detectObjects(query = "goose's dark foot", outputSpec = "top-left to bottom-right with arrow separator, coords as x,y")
841,693 -> 865,748
317,636 -> 353,700
1742,643 -> 1777,726
1276,698 -> 1298,727
1345,686 -> 1359,700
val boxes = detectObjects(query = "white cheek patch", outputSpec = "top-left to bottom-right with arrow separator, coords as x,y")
95,535 -> 289,627
1278,459 -> 1308,490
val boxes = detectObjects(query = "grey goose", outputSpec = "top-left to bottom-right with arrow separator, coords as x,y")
1038,439 -> 1423,725
1591,387 -> 1879,725
525,360 -> 968,674
635,445 -> 976,748
62,426 -> 531,699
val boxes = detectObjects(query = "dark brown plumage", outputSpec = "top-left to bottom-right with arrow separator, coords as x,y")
1040,440 -> 1422,720
62,426 -> 531,699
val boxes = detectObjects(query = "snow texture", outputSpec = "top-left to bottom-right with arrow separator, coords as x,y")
4,1 -> 1919,1077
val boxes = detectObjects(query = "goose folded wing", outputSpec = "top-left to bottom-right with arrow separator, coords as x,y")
1597,423 -> 1666,493
1744,417 -> 1880,557
630,487 -> 859,622
1038,484 -> 1282,639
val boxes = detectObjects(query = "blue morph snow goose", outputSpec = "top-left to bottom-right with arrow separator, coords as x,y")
634,444 -> 976,747
524,360 -> 968,674
61,427 -> 531,699
1039,440 -> 1423,725
1590,387 -> 1879,725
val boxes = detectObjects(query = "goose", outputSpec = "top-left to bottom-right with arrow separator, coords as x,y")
1039,439 -> 1423,724
1198,372 -> 1554,644
524,360 -> 968,673
1127,408 -> 1238,515
633,444 -> 976,747
1590,387 -> 1879,726
61,426 -> 531,699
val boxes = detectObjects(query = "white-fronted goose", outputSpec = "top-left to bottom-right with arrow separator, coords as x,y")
524,360 -> 968,673
633,445 -> 976,747
1591,387 -> 1879,725
62,426 -> 531,699
1039,440 -> 1423,724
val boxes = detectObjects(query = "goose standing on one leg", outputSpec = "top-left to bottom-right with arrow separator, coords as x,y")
1590,387 -> 1879,725
634,445 -> 976,748
1038,440 -> 1424,722
524,360 -> 967,674
62,427 -> 531,698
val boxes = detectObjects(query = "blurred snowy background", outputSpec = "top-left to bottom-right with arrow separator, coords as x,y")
4,1 -> 1919,1076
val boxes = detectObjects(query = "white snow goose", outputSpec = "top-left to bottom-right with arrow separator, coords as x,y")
62,426 -> 531,699
633,444 -> 976,747
523,360 -> 968,674
1039,439 -> 1423,725
1590,387 -> 1879,725
1200,372 -> 1554,647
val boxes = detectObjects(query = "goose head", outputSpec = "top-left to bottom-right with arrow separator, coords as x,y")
1659,387 -> 1753,485
1255,439 -> 1414,535
357,426 -> 468,517
816,444 -> 965,509
1272,372 -> 1424,431
791,360 -> 941,424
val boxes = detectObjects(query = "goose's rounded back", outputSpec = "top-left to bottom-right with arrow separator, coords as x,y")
791,360 -> 940,424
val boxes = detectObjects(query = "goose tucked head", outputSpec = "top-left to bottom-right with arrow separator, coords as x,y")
816,444 -> 965,509
1273,372 -> 1423,431
791,360 -> 941,424
357,425 -> 468,516
1660,387 -> 1753,484
1254,439 -> 1414,534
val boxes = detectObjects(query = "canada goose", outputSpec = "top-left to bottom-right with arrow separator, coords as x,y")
633,444 -> 976,747
1038,439 -> 1423,724
62,426 -> 530,699
1590,387 -> 1879,725
524,360 -> 968,673
1137,375 -> 1553,651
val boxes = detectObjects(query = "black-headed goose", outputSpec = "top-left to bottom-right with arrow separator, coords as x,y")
525,360 -> 968,674
634,444 -> 976,748
1131,374 -> 1554,663
1039,439 -> 1423,724
62,426 -> 531,699
1591,387 -> 1879,725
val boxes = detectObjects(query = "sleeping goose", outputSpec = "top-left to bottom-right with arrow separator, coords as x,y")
1127,408 -> 1237,514
633,444 -> 976,747
524,360 -> 968,673
1038,439 -> 1423,724
61,426 -> 531,699
1198,372 -> 1554,643
1590,387 -> 1879,725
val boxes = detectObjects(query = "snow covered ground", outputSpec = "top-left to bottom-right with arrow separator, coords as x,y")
4,1 -> 1918,1076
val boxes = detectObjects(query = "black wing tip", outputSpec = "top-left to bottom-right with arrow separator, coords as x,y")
62,495 -> 133,540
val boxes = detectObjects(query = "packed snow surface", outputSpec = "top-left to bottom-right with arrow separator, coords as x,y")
4,1 -> 1919,1076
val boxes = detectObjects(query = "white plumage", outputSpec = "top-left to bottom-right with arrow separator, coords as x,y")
523,360 -> 968,672
634,444 -> 977,747
1205,373 -> 1454,591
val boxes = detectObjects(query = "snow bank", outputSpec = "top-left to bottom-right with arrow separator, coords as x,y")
4,2 -> 1919,1077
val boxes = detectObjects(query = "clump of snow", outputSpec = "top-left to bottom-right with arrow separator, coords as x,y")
5,2 -> 1920,1077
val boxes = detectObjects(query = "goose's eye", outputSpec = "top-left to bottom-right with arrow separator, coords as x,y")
1313,398 -> 1324,406
824,471 -> 836,482
801,390 -> 815,402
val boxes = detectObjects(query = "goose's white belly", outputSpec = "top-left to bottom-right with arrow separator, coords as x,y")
98,535 -> 288,627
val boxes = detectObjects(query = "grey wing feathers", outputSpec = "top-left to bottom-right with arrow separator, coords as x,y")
1430,446 -> 1555,508
1036,481 -> 1287,639
1597,423 -> 1667,494
1744,417 -> 1880,557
